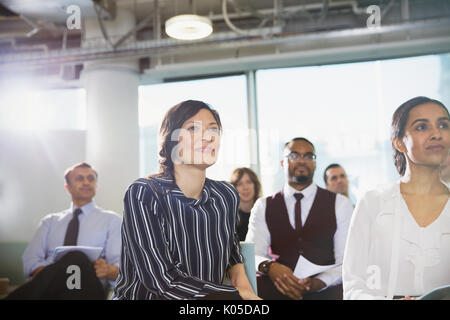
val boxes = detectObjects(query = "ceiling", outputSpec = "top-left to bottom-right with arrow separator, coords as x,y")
0,0 -> 449,86
0,0 -> 361,24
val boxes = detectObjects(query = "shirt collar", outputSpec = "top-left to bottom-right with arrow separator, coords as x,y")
170,178 -> 211,206
283,182 -> 317,201
70,200 -> 96,216
193,183 -> 210,206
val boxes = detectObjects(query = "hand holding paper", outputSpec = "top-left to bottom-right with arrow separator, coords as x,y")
293,255 -> 338,279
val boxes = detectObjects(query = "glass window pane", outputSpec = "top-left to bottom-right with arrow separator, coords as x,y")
139,75 -> 250,181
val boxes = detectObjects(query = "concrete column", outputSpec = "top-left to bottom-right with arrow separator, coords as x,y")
246,70 -> 261,178
80,8 -> 139,215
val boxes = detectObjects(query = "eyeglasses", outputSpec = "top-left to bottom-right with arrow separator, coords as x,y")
286,152 -> 317,162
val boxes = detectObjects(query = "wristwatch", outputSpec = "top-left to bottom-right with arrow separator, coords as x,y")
260,260 -> 274,274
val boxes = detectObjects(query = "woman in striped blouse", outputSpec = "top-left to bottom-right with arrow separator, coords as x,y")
113,100 -> 260,300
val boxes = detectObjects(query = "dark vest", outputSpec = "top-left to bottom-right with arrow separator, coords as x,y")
265,186 -> 337,270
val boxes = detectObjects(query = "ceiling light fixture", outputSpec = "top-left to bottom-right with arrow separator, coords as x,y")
165,14 -> 213,40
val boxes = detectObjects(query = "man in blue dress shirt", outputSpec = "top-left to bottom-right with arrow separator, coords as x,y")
6,162 -> 122,299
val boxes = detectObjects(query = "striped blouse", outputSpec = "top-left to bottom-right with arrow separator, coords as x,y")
112,176 -> 244,300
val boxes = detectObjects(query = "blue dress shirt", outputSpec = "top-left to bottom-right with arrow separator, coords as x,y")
22,201 -> 122,281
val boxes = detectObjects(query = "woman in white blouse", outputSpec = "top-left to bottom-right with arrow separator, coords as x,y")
343,96 -> 450,300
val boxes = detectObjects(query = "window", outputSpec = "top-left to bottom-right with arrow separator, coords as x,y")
139,75 -> 250,181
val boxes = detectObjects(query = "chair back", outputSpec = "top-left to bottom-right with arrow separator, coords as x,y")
239,241 -> 257,295
419,285 -> 450,300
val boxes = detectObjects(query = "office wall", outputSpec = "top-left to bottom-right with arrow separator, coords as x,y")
0,130 -> 86,242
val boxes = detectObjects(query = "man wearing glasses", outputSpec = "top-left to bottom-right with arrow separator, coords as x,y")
246,137 -> 353,300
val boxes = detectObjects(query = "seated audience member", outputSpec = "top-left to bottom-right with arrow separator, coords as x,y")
343,97 -> 450,300
324,163 -> 350,198
6,162 -> 122,300
246,137 -> 353,300
230,167 -> 262,241
112,100 -> 260,300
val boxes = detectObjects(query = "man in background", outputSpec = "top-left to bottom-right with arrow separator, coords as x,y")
6,162 -> 122,299
324,163 -> 350,199
246,138 -> 353,300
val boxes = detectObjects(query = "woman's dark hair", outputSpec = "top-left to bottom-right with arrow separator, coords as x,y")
155,100 -> 222,178
230,167 -> 262,204
391,96 -> 449,176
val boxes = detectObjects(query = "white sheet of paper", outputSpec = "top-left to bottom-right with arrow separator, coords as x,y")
52,246 -> 103,263
293,255 -> 338,279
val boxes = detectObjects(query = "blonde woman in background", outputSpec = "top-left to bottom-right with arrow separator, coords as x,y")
230,167 -> 262,241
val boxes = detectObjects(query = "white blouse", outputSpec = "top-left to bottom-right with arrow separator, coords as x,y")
343,181 -> 450,299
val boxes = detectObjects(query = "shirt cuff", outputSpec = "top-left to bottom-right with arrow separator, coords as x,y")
254,255 -> 271,272
27,260 -> 51,278
314,271 -> 342,291
107,279 -> 117,288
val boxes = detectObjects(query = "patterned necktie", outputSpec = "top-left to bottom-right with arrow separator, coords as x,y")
294,193 -> 304,232
64,208 -> 82,246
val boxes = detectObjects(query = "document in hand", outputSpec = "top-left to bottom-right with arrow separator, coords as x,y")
52,246 -> 103,263
293,255 -> 338,279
